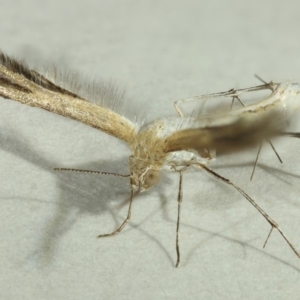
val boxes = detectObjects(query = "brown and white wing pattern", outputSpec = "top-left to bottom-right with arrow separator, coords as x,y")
0,53 -> 136,143
166,80 -> 300,155
165,81 -> 300,154
163,111 -> 281,155
163,81 -> 298,155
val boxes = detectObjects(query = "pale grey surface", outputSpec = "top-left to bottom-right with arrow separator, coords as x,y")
0,1 -> 300,299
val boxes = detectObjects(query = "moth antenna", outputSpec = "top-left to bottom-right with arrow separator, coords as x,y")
54,167 -> 130,177
55,166 -> 136,238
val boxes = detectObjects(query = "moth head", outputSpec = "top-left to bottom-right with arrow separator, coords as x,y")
130,168 -> 161,192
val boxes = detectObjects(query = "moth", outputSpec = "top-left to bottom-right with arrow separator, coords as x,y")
0,52 -> 299,267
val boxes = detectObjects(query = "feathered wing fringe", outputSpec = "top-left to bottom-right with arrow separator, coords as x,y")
0,52 -> 139,143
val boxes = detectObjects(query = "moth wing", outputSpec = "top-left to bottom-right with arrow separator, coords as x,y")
163,110 -> 283,155
0,53 -> 137,143
174,80 -> 278,118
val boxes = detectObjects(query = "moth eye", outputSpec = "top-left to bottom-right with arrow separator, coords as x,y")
144,169 -> 160,189
198,148 -> 216,160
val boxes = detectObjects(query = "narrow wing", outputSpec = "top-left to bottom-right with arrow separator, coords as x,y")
163,111 -> 282,154
163,81 -> 295,154
174,80 -> 279,117
0,53 -> 137,143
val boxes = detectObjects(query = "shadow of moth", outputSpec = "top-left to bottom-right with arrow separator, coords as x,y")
0,52 -> 299,267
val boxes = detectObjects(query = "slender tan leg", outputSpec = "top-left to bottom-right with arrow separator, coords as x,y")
175,170 -> 184,268
201,164 -> 300,259
98,187 -> 135,238
250,143 -> 262,181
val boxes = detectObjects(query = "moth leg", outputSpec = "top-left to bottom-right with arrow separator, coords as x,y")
174,91 -> 238,117
280,132 -> 300,138
229,95 -> 283,179
267,140 -> 283,164
250,133 -> 283,180
171,165 -> 192,267
98,187 -> 135,238
53,167 -> 133,237
200,164 -> 300,259
174,94 -> 214,117
174,82 -> 276,117
254,75 -> 276,92
246,138 -> 283,181
230,95 -> 245,109
175,169 -> 184,268
250,144 -> 262,181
